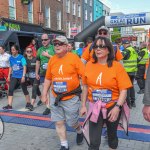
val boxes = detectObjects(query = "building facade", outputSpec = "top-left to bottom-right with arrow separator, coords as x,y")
93,0 -> 103,21
0,0 -> 40,24
82,0 -> 93,29
63,0 -> 82,38
40,0 -> 63,31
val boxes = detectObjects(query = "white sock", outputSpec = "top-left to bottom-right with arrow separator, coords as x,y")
76,126 -> 82,134
61,141 -> 68,148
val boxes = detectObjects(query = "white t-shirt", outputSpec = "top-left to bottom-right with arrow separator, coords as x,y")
0,52 -> 10,68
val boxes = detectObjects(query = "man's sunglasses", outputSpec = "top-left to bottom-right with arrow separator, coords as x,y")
93,45 -> 108,49
53,42 -> 65,46
42,39 -> 49,41
99,31 -> 107,35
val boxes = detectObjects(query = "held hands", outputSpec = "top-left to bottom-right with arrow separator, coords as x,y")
80,106 -> 87,117
108,106 -> 120,122
142,105 -> 150,122
41,94 -> 48,104
7,76 -> 10,82
36,74 -> 40,80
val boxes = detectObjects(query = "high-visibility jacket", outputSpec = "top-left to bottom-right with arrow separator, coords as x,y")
138,48 -> 149,65
123,46 -> 138,73
144,60 -> 149,79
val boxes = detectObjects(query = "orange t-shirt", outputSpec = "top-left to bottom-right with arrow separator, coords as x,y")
45,53 -> 85,100
81,43 -> 123,62
82,61 -> 132,108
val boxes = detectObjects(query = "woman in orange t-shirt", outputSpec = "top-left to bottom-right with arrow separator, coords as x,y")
80,36 -> 132,150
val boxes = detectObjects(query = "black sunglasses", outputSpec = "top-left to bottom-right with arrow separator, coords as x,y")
93,45 -> 108,49
99,31 -> 107,35
53,42 -> 65,46
26,51 -> 32,53
42,39 -> 49,41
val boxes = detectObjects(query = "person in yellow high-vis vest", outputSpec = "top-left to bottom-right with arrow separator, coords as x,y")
122,40 -> 138,108
136,42 -> 149,94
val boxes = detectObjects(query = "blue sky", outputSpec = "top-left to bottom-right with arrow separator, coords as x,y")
101,0 -> 150,13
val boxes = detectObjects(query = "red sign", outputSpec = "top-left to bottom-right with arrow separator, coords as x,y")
121,36 -> 137,41
71,27 -> 78,36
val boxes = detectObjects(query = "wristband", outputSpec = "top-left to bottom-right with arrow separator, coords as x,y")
115,104 -> 122,110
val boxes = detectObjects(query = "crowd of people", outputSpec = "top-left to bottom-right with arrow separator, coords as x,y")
0,26 -> 150,150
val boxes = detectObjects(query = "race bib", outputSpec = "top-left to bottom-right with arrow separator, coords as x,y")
53,82 -> 67,93
42,63 -> 48,70
12,64 -> 20,71
28,72 -> 36,78
92,89 -> 112,103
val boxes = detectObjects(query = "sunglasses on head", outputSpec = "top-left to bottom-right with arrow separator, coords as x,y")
26,51 -> 32,53
42,39 -> 49,41
93,45 -> 108,49
99,31 -> 107,35
53,42 -> 65,46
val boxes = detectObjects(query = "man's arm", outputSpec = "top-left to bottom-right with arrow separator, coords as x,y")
143,64 -> 150,122
137,51 -> 145,63
35,60 -> 40,80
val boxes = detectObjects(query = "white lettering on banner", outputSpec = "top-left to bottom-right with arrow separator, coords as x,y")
58,65 -> 63,75
96,72 -> 102,85
105,13 -> 150,27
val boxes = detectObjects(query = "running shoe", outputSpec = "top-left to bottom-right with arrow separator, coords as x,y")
3,105 -> 12,110
60,146 -> 69,150
43,108 -> 51,115
76,132 -> 84,145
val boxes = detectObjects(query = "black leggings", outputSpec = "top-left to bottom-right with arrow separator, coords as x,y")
27,78 -> 41,99
8,77 -> 29,96
89,104 -> 121,150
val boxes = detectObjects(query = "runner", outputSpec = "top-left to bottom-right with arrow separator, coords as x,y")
42,35 -> 85,150
25,46 -> 42,111
36,33 -> 55,115
80,36 -> 132,150
3,44 -> 31,110
67,43 -> 78,55
81,26 -> 123,64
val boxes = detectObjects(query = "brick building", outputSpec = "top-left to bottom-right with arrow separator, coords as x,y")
40,0 -> 63,32
0,0 -> 40,24
63,0 -> 82,38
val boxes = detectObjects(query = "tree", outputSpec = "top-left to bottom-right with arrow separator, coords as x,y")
111,27 -> 121,42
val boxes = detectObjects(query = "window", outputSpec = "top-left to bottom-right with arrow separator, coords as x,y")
85,9 -> 87,20
66,21 -> 70,37
45,6 -> 51,28
57,11 -> 61,30
90,0 -> 92,6
66,0 -> 70,13
9,0 -> 16,19
90,11 -> 92,22
72,23 -> 76,28
77,5 -> 81,17
85,0 -> 87,3
72,2 -> 76,16
28,1 -> 33,23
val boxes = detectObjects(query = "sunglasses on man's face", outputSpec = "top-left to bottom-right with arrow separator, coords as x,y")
99,31 -> 107,35
53,42 -> 65,46
93,45 -> 108,49
41,39 -> 49,42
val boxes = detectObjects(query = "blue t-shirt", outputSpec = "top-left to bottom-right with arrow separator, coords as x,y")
9,54 -> 26,78
77,48 -> 83,57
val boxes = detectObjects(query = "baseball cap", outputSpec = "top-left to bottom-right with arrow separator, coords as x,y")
98,26 -> 109,32
122,40 -> 130,44
53,35 -> 68,44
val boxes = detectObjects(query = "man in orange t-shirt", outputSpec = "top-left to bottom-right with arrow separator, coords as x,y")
81,26 -> 123,64
42,36 -> 85,150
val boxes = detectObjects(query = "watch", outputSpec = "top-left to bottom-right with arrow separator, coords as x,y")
115,104 -> 122,110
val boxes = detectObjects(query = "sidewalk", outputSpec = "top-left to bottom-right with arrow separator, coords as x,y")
0,86 -> 150,150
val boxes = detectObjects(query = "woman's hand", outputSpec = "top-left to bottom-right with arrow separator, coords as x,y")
80,106 -> 87,117
21,76 -> 25,83
108,106 -> 120,122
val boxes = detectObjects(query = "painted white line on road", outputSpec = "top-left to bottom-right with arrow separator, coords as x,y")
17,108 -> 29,112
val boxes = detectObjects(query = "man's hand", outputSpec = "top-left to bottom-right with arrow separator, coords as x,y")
41,94 -> 48,104
80,106 -> 87,117
142,105 -> 150,122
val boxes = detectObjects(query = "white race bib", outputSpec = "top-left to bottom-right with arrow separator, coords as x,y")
53,82 -> 67,93
42,63 -> 48,70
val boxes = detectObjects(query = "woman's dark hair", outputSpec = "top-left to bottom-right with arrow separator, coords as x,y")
0,45 -> 5,49
11,44 -> 19,51
92,36 -> 115,67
